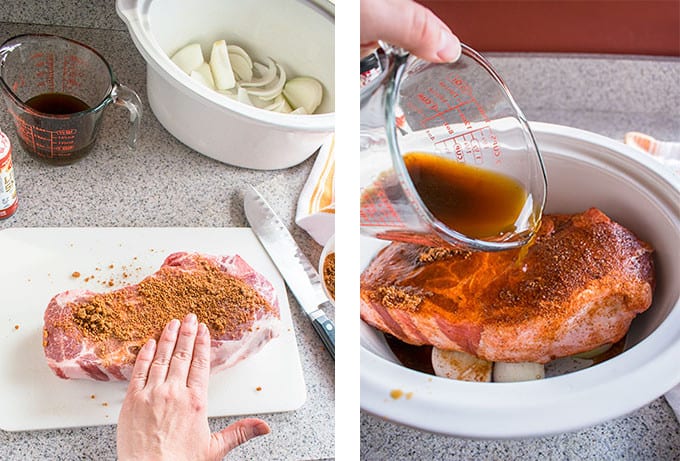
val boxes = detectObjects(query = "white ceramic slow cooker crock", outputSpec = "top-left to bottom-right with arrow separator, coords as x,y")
361,122 -> 680,438
116,0 -> 334,170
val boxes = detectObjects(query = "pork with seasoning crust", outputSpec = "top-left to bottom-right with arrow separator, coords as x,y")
360,208 -> 655,363
43,252 -> 280,381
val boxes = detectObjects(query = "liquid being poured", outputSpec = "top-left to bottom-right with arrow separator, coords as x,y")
403,152 -> 530,240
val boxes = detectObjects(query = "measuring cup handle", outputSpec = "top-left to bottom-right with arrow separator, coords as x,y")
111,82 -> 143,149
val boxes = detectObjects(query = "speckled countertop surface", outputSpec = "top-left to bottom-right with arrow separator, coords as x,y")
0,3 -> 333,461
2,2 -> 680,461
361,54 -> 680,460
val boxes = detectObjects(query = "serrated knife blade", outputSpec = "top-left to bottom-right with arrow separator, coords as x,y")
244,185 -> 335,359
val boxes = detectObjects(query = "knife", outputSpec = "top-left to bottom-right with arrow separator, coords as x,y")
244,185 -> 335,359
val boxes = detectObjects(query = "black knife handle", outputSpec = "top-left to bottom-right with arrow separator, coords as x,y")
311,313 -> 335,360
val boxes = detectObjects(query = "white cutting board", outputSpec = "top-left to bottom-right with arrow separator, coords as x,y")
0,227 -> 307,431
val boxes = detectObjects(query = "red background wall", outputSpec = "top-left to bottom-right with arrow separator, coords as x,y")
421,0 -> 680,56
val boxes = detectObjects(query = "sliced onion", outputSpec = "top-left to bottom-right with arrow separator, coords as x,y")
229,52 -> 253,82
277,98 -> 293,113
283,76 -> 323,114
249,94 -> 273,109
240,58 -> 277,88
246,64 -> 286,100
189,62 -> 215,89
171,43 -> 204,75
227,45 -> 253,68
168,41 -> 324,114
431,348 -> 492,382
209,40 -> 236,90
262,94 -> 287,111
493,362 -> 545,382
236,87 -> 253,106
217,88 -> 236,97
253,61 -> 269,76
572,343 -> 613,359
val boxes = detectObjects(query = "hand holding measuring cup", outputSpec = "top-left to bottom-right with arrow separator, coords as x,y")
0,34 -> 142,165
360,0 -> 462,63
360,45 -> 547,251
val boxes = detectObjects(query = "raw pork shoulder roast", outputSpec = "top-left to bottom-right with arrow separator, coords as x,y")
360,208 -> 655,363
43,252 -> 280,381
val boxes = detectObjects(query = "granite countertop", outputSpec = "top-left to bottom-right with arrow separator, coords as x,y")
0,5 -> 334,461
361,54 -> 680,460
2,2 -> 680,461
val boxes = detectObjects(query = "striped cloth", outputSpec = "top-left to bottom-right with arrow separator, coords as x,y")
295,134 -> 335,246
624,132 -> 680,174
625,132 -> 680,422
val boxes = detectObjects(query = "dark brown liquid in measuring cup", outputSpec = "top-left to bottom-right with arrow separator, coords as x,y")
404,152 -> 528,239
25,93 -> 89,115
18,93 -> 94,165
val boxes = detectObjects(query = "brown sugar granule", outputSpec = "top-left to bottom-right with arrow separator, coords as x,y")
14,324 -> 19,331
256,386 -> 262,392
418,247 -> 470,264
322,252 -> 335,300
90,394 -> 96,400
102,402 -> 108,407
376,286 -> 422,312
68,256 -> 273,343
109,264 -> 114,269
71,271 -> 81,278
107,279 -> 115,287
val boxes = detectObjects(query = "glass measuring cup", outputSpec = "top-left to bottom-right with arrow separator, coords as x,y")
360,44 -> 547,251
0,34 -> 142,165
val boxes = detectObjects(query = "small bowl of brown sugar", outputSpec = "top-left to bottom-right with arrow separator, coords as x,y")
319,234 -> 335,305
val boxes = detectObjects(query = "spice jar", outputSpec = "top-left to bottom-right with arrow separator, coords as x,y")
0,128 -> 18,219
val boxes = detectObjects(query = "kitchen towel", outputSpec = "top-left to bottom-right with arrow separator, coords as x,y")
624,131 -> 680,422
624,131 -> 680,174
295,134 -> 335,246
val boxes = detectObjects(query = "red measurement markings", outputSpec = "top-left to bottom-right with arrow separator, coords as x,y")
360,186 -> 406,228
407,74 -> 477,133
417,92 -> 470,126
11,76 -> 26,94
15,116 -> 77,158
434,126 -> 501,165
448,73 -> 493,124
439,78 -> 469,108
62,54 -> 84,93
415,77 -> 481,131
447,74 -> 474,98
32,52 -> 55,92
405,98 -> 428,121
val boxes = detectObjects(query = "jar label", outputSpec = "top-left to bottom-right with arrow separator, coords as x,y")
0,167 -> 16,209
0,131 -> 18,214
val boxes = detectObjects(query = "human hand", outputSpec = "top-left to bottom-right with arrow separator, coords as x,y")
361,0 -> 461,62
117,313 -> 270,461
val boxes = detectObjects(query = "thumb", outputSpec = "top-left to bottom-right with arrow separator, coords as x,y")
209,418 -> 270,459
361,0 -> 461,63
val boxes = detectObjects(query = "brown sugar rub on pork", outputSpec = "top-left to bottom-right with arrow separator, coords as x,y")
43,252 -> 280,381
360,208 -> 655,364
